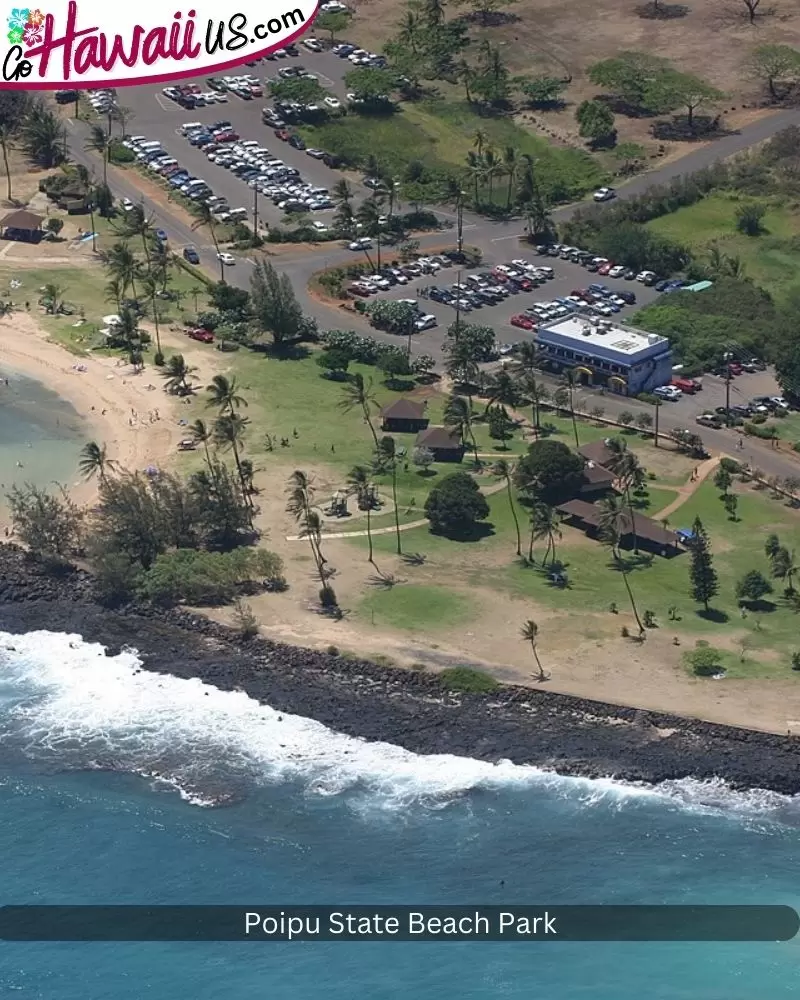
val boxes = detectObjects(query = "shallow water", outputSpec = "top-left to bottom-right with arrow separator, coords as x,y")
0,370 -> 85,496
0,630 -> 798,999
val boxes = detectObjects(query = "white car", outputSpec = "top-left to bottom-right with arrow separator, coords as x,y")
414,314 -> 437,331
653,385 -> 682,401
769,396 -> 790,410
303,38 -> 323,52
593,187 -> 616,202
306,148 -> 326,159
217,252 -> 236,266
121,198 -> 135,212
636,270 -> 656,284
349,237 -> 372,251
324,96 -> 341,109
311,221 -> 328,232
608,265 -> 626,278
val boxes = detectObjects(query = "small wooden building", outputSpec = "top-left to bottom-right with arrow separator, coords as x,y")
415,426 -> 464,463
380,398 -> 429,433
557,498 -> 682,557
1,210 -> 44,243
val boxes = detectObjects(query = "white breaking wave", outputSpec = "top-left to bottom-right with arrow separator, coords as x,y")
0,630 -> 797,821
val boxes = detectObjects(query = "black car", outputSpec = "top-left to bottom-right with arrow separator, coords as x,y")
617,290 -> 636,304
622,269 -> 637,280
183,246 -> 200,264
321,152 -> 341,168
55,89 -> 79,104
288,134 -> 306,150
655,280 -> 671,292
428,287 -> 450,303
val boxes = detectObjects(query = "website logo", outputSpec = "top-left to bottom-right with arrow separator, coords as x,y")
1,0 -> 318,88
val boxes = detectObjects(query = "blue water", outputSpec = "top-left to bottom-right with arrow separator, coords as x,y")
1,630 -> 798,998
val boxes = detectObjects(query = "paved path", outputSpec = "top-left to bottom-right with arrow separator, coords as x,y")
652,455 -> 722,521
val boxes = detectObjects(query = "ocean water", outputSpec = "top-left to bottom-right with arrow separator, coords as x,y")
0,629 -> 798,999
0,371 -> 85,497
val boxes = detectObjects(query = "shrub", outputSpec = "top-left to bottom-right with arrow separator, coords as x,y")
232,598 -> 259,639
437,667 -> 500,693
719,457 -> 741,474
109,141 -> 134,164
687,647 -> 724,676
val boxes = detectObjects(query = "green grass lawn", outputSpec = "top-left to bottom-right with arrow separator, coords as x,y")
764,412 -> 800,443
357,583 -> 474,632
299,100 -> 606,206
647,191 -> 800,299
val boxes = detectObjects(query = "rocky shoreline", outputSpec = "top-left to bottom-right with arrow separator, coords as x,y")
1,545 -> 800,795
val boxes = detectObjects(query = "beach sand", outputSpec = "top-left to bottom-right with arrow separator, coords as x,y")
0,314 -> 185,511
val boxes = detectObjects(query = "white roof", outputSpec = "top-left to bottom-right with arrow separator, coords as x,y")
541,316 -> 667,357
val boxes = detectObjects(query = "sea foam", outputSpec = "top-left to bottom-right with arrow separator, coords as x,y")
0,630 -> 796,822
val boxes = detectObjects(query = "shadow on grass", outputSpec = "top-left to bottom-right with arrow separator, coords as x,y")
607,553 -> 654,574
250,343 -> 312,361
430,521 -> 496,543
740,599 -> 777,614
696,607 -> 730,624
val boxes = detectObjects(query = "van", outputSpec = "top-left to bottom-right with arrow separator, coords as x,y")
180,122 -> 204,134
138,140 -> 162,151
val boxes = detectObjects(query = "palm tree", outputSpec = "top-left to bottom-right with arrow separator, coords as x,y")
520,620 -> 546,682
598,495 -> 645,637
482,369 -> 520,416
42,283 -> 64,315
213,412 -> 253,513
530,502 -> 561,567
84,124 -> 111,184
494,459 -> 521,557
0,124 -> 14,202
189,285 -> 204,312
286,470 -> 327,586
472,128 -> 488,157
502,145 -> 520,211
465,150 -> 485,206
78,440 -> 117,483
356,198 -> 382,269
604,440 -> 644,555
483,146 -> 502,203
206,374 -> 248,416
74,164 -> 98,252
457,58 -> 476,102
141,272 -> 163,359
348,464 -> 378,567
332,178 -> 353,207
190,418 -> 213,471
397,7 -> 421,52
444,393 -> 479,466
191,203 -> 224,282
339,373 -> 379,448
377,436 -> 402,556
102,242 -> 140,300
442,176 -> 467,254
161,354 -> 196,395
21,103 -> 66,168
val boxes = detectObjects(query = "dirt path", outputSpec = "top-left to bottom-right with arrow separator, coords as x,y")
652,455 -> 721,521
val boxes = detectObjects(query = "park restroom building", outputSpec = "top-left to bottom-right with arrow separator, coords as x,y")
536,316 -> 673,396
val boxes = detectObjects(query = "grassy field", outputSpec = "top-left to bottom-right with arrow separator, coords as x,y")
299,100 -> 606,205
647,192 -> 800,300
358,583 -> 475,632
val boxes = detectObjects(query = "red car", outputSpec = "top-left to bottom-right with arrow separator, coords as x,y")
597,261 -> 614,275
347,284 -> 371,298
187,328 -> 214,343
214,131 -> 239,142
274,129 -> 290,140
571,288 -> 587,298
249,85 -> 263,97
510,314 -> 535,330
727,362 -> 743,375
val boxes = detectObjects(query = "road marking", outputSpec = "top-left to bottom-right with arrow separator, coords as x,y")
317,73 -> 335,87
65,118 -> 74,130
491,233 -> 525,242
155,93 -> 172,112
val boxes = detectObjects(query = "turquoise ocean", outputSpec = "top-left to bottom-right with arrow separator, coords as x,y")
0,630 -> 798,998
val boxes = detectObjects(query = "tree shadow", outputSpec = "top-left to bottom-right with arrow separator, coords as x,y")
696,607 -> 730,624
250,342 -> 311,360
608,552 -> 654,573
431,521 -> 496,543
740,599 -> 777,613
651,116 -> 739,142
634,2 -> 689,19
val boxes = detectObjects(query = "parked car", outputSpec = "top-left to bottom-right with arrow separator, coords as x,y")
348,237 -> 372,251
217,252 -> 236,265
182,245 -> 200,264
653,385 -> 682,401
154,229 -> 168,243
187,328 -> 214,343
510,314 -> 535,330
672,377 -> 701,394
696,413 -> 721,428
414,314 -> 437,331
636,271 -> 657,285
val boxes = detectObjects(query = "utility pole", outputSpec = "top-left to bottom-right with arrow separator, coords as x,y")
454,268 -> 462,333
457,191 -> 464,258
252,185 -> 259,238
653,399 -> 660,448
723,350 -> 732,428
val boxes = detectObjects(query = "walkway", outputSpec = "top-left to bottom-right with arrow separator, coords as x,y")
652,455 -> 721,521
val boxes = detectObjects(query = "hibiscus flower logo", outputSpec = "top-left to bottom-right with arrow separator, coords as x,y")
6,7 -> 29,43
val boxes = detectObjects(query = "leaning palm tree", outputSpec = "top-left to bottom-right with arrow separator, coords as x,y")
332,178 -> 353,207
443,393 -> 479,466
84,124 -> 111,184
213,413 -> 253,514
190,418 -> 213,471
206,374 -> 248,416
565,370 -> 580,449
339,373 -> 379,448
286,470 -> 326,585
598,495 -> 645,637
191,202 -> 224,282
465,150 -> 485,206
141,272 -> 163,359
377,436 -> 402,556
493,459 -> 521,557
78,440 -> 117,483
530,501 -> 561,567
74,164 -> 99,252
161,354 -> 196,396
520,620 -> 547,682
355,198 -> 382,269
348,464 -> 377,567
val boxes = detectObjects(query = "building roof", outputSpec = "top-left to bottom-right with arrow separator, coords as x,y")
415,426 -> 462,450
581,461 -> 615,487
380,398 -> 426,421
1,210 -> 44,230
540,316 -> 667,358
579,439 -> 618,468
557,499 -> 680,547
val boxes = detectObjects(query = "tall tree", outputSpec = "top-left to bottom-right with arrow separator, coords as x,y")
598,495 -> 645,636
84,124 -> 111,184
190,418 -> 214,472
493,458 -> 522,557
377,435 -> 402,556
444,393 -> 480,466
206,374 -> 248,417
0,124 -> 14,202
78,441 -> 117,483
348,464 -> 377,567
339,372 -> 380,448
520,619 -> 546,682
530,501 -> 561,567
250,259 -> 305,347
687,516 -> 718,612
213,412 -> 253,514
161,354 -> 196,396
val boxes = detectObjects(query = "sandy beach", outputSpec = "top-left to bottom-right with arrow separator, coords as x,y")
0,314 -> 184,509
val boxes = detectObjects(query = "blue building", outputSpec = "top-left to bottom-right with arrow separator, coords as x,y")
535,316 -> 673,396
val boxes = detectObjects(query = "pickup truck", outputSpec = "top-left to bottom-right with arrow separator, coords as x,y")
672,376 -> 701,394
187,328 -> 214,343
